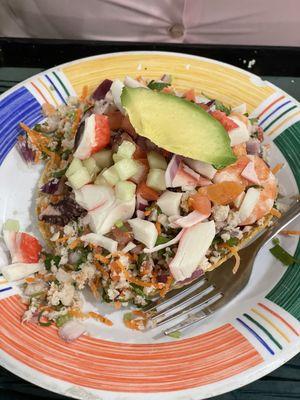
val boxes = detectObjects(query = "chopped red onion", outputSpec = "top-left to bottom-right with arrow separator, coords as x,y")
92,79 -> 113,100
165,155 -> 181,187
16,136 -> 36,164
246,139 -> 261,155
40,178 -> 60,194
177,268 -> 204,285
136,194 -> 148,211
58,319 -> 86,342
136,210 -> 145,219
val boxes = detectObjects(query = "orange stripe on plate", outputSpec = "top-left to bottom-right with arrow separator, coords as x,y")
267,110 -> 300,136
251,308 -> 290,343
30,82 -> 48,104
258,302 -> 299,336
0,296 -> 263,392
258,95 -> 285,118
37,77 -> 59,106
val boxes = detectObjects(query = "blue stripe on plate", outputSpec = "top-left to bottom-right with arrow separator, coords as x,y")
44,74 -> 67,104
236,317 -> 275,355
0,287 -> 12,293
0,87 -> 42,165
260,100 -> 291,126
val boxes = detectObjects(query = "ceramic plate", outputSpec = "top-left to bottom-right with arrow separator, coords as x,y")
0,51 -> 299,400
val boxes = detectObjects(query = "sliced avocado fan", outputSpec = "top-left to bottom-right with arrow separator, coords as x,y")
121,87 -> 236,168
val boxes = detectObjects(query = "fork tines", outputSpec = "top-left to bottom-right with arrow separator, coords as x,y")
145,276 -> 223,331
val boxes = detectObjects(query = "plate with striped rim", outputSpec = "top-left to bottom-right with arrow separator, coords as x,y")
0,51 -> 299,400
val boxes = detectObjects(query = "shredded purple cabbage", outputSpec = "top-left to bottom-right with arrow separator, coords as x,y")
92,79 -> 113,100
40,178 -> 60,194
39,197 -> 87,226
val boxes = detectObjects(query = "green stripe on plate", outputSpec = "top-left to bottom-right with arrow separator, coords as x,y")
243,313 -> 282,349
53,71 -> 70,97
267,122 -> 300,319
264,105 -> 297,131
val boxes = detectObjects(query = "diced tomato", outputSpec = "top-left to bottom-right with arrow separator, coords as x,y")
107,111 -> 123,130
197,103 -> 210,111
188,193 -> 212,214
257,126 -> 264,142
133,144 -> 147,160
184,89 -> 196,102
19,233 -> 42,263
137,182 -> 159,201
210,110 -> 239,131
92,114 -> 110,153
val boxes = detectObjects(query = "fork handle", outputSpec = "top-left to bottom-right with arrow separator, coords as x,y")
256,200 -> 300,251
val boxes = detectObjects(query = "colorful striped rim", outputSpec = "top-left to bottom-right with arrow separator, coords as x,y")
0,52 -> 299,400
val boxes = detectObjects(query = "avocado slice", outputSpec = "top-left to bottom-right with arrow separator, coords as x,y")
121,87 -> 236,168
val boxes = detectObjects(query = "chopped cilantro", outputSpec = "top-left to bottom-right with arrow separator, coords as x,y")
155,236 -> 171,246
114,220 -> 124,228
270,244 -> 300,266
212,236 -> 223,245
147,80 -> 171,91
167,331 -> 182,339
226,237 -> 239,247
52,167 -> 67,178
137,253 -> 147,267
123,312 -> 134,321
249,117 -> 259,125
43,253 -> 61,271
56,313 -> 72,327
33,123 -> 43,132
272,238 -> 280,246
215,100 -> 231,116
130,283 -> 147,298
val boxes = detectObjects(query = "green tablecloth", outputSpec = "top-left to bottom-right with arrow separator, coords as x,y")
0,67 -> 299,400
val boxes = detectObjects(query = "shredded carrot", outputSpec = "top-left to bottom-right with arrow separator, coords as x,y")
25,277 -> 36,283
69,308 -> 113,326
20,122 -> 54,158
155,221 -> 161,235
88,311 -> 113,326
34,149 -> 42,163
43,274 -> 56,282
280,230 -> 300,236
159,276 -> 173,298
89,277 -> 101,300
57,236 -> 69,244
94,253 -> 109,264
184,88 -> 196,102
270,208 -> 282,218
230,247 -> 241,274
71,108 -> 83,137
221,244 -> 241,274
94,261 -> 109,279
132,310 -> 147,317
80,85 -> 89,101
144,210 -> 151,216
114,301 -> 121,310
271,163 -> 284,175
42,102 -> 56,116
69,238 -> 81,250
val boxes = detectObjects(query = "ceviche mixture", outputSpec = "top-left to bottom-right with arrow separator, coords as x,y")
1,74 -> 284,340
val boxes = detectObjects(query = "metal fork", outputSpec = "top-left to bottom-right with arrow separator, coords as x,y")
145,201 -> 300,337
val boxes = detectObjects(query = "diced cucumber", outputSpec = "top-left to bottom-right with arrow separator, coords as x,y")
92,149 -> 113,168
117,140 -> 136,159
65,157 -> 82,178
114,158 -> 139,181
102,165 -> 120,186
147,151 -> 167,170
82,157 -> 100,181
115,181 -> 136,201
68,167 -> 91,189
146,168 -> 166,191
94,173 -> 109,186
3,219 -> 20,232
113,153 -> 123,163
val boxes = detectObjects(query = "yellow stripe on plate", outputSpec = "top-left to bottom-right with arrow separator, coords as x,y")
251,307 -> 290,343
62,53 -> 275,112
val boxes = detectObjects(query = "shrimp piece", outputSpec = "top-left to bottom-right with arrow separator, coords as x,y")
213,155 -> 249,186
214,155 -> 277,224
240,156 -> 277,225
